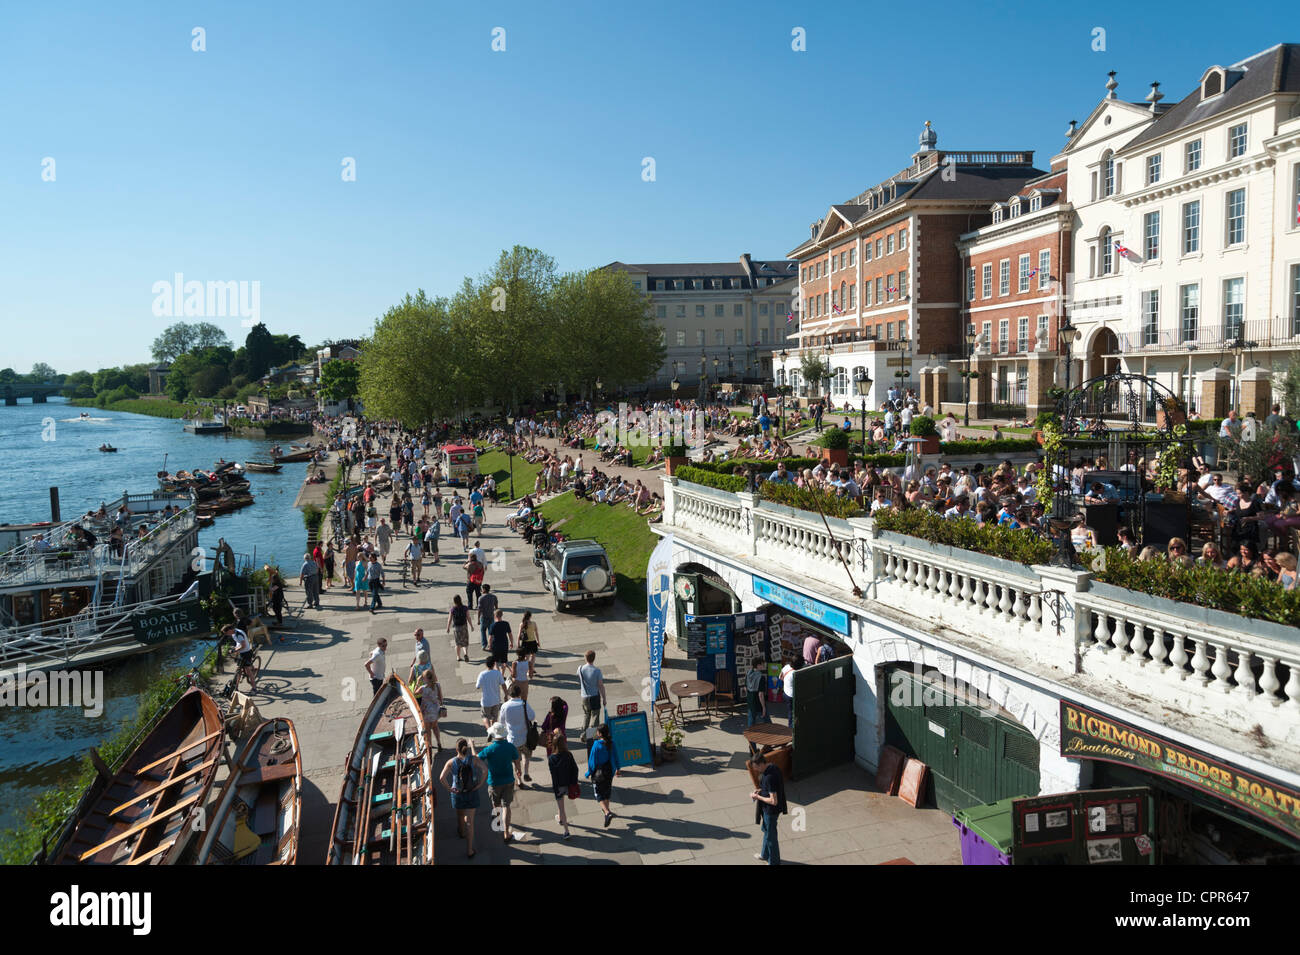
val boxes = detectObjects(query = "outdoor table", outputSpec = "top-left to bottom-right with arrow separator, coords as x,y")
743,723 -> 793,748
670,679 -> 715,722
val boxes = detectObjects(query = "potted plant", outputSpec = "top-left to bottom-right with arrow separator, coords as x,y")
909,415 -> 940,454
1032,411 -> 1060,446
659,719 -> 684,761
818,427 -> 851,466
664,441 -> 689,476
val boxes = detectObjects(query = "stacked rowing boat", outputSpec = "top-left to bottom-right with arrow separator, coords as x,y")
327,675 -> 435,865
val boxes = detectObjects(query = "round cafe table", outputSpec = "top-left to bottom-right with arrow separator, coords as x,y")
669,679 -> 715,722
742,723 -> 793,748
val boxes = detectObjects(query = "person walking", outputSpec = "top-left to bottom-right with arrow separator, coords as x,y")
300,552 -> 321,610
750,748 -> 788,865
367,554 -> 385,613
447,595 -> 471,662
499,683 -> 536,784
745,657 -> 767,729
476,656 -> 506,732
415,669 -> 443,752
406,535 -> 423,584
344,538 -> 359,594
464,554 -> 485,612
577,650 -> 606,736
779,656 -> 799,727
488,609 -> 513,680
476,584 -> 498,651
376,518 -> 393,564
424,514 -> 441,565
439,738 -> 486,859
518,610 -> 540,670
480,723 -> 521,844
510,645 -> 531,702
352,556 -> 369,611
586,723 -> 620,828
265,565 -> 286,629
365,638 -> 387,696
540,696 -> 568,754
548,733 -> 579,840
322,541 -> 336,590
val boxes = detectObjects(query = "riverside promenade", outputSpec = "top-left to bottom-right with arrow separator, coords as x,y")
232,465 -> 960,865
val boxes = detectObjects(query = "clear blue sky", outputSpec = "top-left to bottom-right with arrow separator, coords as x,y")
1,0 -> 1291,373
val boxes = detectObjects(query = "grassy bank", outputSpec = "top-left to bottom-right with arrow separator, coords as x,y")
538,491 -> 657,614
476,449 -> 546,500
68,397 -> 203,419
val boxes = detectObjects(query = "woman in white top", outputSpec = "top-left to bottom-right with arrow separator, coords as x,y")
511,645 -> 531,701
415,670 -> 443,752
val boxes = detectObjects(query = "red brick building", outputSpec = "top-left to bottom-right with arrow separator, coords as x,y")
779,122 -> 1045,410
956,161 -> 1073,419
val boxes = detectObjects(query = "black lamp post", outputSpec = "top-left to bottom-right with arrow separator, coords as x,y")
670,376 -> 680,401
698,349 -> 707,402
778,348 -> 789,435
1058,320 -> 1080,398
595,378 -> 603,406
854,369 -> 873,453
505,414 -> 516,500
963,325 -> 979,428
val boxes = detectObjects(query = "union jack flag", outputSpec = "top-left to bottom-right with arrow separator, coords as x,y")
832,303 -> 843,314
1027,268 -> 1038,278
786,312 -> 794,324
1115,242 -> 1132,259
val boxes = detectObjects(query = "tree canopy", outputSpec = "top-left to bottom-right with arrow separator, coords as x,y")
150,322 -> 231,363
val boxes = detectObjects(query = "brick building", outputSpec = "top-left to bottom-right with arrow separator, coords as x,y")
778,123 -> 1045,410
956,161 -> 1073,420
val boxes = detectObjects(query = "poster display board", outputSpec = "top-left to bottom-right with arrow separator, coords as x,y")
607,711 -> 652,768
1012,787 -> 1155,865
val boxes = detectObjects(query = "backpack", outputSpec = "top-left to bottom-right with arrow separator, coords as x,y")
454,756 -> 475,793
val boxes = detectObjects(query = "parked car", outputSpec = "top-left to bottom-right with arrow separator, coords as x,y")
541,539 -> 617,611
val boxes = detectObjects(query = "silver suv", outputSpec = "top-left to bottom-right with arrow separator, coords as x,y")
542,539 -> 617,611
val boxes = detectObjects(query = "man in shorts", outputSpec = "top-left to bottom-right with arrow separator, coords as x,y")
480,723 -> 520,843
488,609 -> 513,679
406,536 -> 423,584
424,516 -> 440,565
476,657 -> 505,731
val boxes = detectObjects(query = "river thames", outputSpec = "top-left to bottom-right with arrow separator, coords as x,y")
0,398 -> 317,834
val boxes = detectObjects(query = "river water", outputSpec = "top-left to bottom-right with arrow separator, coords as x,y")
0,398 -> 318,834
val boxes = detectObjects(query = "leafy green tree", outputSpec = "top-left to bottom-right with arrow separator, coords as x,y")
800,355 -> 830,395
93,367 -> 132,394
359,291 -> 463,427
550,268 -> 663,395
319,359 -> 360,405
61,370 -> 93,398
191,364 -> 229,398
29,362 -> 57,381
244,323 -> 276,380
0,369 -> 17,384
151,321 -> 230,362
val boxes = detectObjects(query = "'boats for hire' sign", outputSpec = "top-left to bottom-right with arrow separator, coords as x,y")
130,601 -> 211,645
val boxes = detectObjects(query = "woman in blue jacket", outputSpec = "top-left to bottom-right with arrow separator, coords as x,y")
586,723 -> 621,828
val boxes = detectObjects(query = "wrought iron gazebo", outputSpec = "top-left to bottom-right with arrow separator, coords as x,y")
1047,373 -> 1194,565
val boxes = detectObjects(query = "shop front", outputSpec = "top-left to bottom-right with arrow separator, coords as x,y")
1059,700 -> 1300,864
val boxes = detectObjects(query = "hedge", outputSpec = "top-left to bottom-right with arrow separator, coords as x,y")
1091,548 -> 1300,627
674,466 -> 747,492
761,483 -> 865,518
939,438 -> 1041,454
873,509 -> 1056,565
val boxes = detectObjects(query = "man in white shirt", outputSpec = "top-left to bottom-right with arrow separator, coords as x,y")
944,497 -> 971,520
476,657 -> 506,731
577,650 -> 606,734
779,658 -> 798,727
365,638 -> 387,696
499,683 -> 537,784
469,541 -> 486,566
899,405 -> 913,432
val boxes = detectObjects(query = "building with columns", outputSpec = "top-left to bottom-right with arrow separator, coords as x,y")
777,123 -> 1044,412
604,255 -> 796,390
1062,44 -> 1300,419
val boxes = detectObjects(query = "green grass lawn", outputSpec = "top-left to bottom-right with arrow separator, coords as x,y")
475,448 -> 545,500
538,491 -> 658,614
963,424 -> 1035,435
582,436 -> 661,467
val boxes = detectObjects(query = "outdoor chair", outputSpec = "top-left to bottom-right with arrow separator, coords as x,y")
712,669 -> 739,713
652,679 -> 679,728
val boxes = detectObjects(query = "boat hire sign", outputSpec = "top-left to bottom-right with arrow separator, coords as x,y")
131,601 -> 211,645
750,575 -> 849,634
1060,700 -> 1300,841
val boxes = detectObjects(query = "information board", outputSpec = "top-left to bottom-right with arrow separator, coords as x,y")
684,617 -> 707,658
130,600 -> 211,646
607,711 -> 652,768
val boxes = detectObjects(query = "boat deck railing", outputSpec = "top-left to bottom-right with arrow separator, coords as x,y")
0,506 -> 196,588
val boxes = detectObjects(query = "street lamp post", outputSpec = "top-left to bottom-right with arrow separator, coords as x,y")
778,348 -> 789,435
963,326 -> 979,428
854,369 -> 873,454
505,414 -> 516,500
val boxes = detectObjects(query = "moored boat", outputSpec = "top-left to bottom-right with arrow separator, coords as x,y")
273,450 -> 313,463
242,461 -> 282,473
197,719 -> 302,865
49,687 -> 223,865
327,675 -> 434,865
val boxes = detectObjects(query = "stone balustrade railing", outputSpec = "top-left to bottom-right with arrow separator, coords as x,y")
663,477 -> 1300,746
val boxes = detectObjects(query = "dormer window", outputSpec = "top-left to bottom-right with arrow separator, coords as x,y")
1202,67 -> 1224,100
1009,199 -> 1022,219
1029,195 -> 1042,212
992,207 -> 1003,224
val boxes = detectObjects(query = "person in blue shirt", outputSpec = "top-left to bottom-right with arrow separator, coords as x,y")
587,723 -> 621,828
767,463 -> 793,484
480,723 -> 521,843
758,413 -> 771,436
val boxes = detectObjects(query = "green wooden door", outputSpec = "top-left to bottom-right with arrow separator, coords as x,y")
791,657 -> 855,778
884,666 -> 1040,812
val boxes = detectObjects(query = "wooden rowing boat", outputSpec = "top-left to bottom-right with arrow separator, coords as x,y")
273,450 -> 313,463
50,688 -> 223,865
197,719 -> 302,865
327,675 -> 434,865
242,461 -> 282,473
